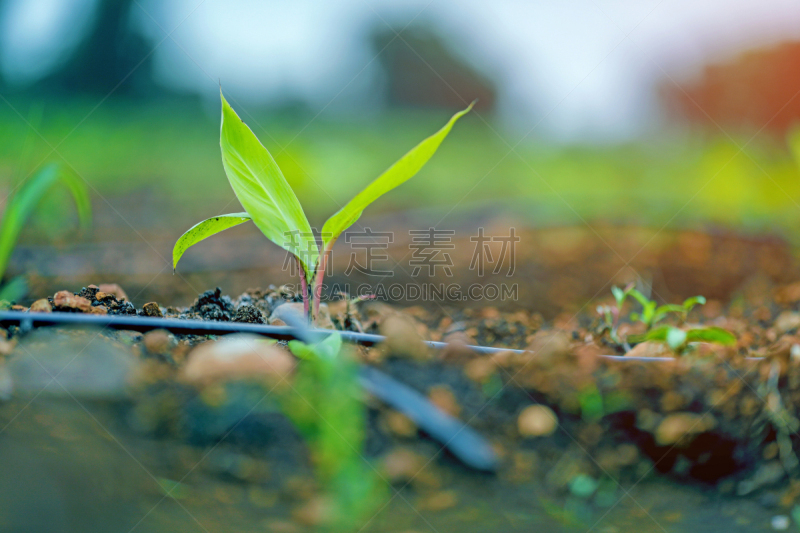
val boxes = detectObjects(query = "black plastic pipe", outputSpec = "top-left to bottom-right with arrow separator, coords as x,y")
0,310 -> 502,471
0,310 -> 755,470
0,310 -> 679,362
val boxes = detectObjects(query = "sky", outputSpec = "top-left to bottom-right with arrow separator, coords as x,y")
3,0 -> 800,141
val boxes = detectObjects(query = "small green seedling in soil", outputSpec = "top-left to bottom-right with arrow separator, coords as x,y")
628,289 -> 706,329
628,325 -> 736,355
0,163 -> 91,306
173,91 -> 473,323
596,283 -> 636,344
284,332 -> 385,528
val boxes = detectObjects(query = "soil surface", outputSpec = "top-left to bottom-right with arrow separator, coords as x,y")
4,258 -> 800,532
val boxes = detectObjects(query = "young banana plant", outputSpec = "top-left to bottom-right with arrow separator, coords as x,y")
173,91 -> 473,323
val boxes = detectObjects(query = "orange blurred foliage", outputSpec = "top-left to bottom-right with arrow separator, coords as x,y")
662,41 -> 800,136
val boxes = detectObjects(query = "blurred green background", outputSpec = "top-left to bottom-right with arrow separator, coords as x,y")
4,0 -> 800,302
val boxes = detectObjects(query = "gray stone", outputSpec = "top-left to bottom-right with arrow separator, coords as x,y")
9,329 -> 139,399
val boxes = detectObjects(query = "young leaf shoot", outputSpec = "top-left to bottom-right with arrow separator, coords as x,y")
173,91 -> 473,323
0,163 -> 91,304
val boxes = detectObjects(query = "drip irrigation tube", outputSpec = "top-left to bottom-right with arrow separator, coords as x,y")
0,310 -> 504,471
0,310 -> 672,361
0,310 -> 741,470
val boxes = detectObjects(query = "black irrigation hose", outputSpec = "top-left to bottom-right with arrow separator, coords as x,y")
0,311 -> 732,470
0,310 -> 672,361
0,310 -> 503,471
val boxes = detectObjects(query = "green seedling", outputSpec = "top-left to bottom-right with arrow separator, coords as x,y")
628,289 -> 706,329
0,163 -> 91,306
284,332 -> 384,528
173,91 -> 473,323
629,325 -> 736,354
596,283 -> 635,344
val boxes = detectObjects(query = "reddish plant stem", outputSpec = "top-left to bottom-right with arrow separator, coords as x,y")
313,247 -> 330,321
297,255 -> 309,322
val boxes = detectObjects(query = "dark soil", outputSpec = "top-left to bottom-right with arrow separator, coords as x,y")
6,241 -> 800,530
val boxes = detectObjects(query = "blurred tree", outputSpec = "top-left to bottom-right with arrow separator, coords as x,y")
371,23 -> 495,111
661,41 -> 800,136
28,0 -> 157,96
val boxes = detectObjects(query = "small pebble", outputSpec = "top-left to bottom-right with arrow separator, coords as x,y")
417,490 -> 458,512
463,357 -> 495,383
52,290 -> 92,313
654,412 -> 715,446
98,283 -> 128,302
291,496 -> 332,527
428,385 -> 460,417
384,410 -> 417,438
143,329 -> 174,354
181,334 -> 295,385
382,448 -> 424,482
771,515 -> 790,530
775,312 -> 800,334
517,405 -> 558,437
233,304 -> 266,324
142,302 -> 163,317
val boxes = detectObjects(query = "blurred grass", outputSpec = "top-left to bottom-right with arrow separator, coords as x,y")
2,97 -> 800,244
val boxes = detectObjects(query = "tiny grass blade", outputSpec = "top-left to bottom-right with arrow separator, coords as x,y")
220,92 -> 318,279
0,276 -> 27,304
0,163 -> 91,281
321,102 -> 474,250
173,212 -> 252,271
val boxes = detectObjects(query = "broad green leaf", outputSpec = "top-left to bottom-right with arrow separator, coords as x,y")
220,92 -> 318,279
288,332 -> 343,361
0,163 -> 91,281
629,325 -> 669,344
288,340 -> 316,361
318,331 -> 342,359
173,212 -> 252,271
630,325 -> 736,347
685,327 -> 736,345
321,103 -> 474,250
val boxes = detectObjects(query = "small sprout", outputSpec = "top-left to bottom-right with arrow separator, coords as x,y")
611,282 -> 635,310
628,289 -> 707,329
0,163 -> 91,301
174,91 -> 473,324
282,332 -> 385,527
628,289 -> 658,328
601,285 -> 713,352
597,283 -> 635,345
